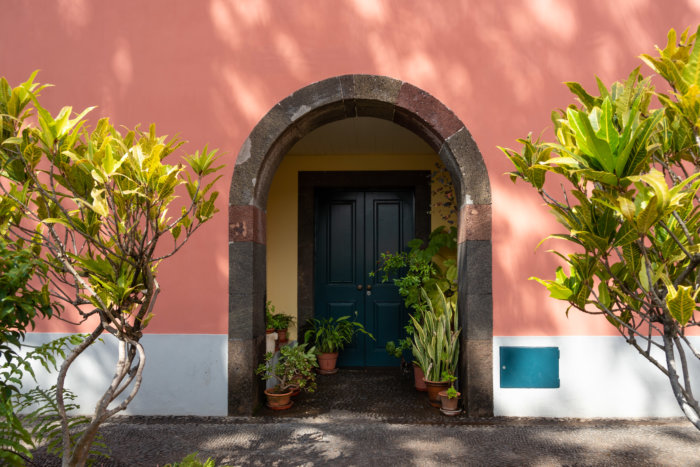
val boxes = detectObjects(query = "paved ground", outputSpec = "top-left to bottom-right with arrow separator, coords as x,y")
31,369 -> 700,466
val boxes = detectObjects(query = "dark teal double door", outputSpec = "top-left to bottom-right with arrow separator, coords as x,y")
314,189 -> 414,367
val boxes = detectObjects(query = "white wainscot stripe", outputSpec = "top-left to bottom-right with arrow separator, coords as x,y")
494,336 -> 700,418
20,333 -> 227,416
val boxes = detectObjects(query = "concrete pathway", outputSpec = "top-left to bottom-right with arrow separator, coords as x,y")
31,414 -> 700,466
30,369 -> 700,465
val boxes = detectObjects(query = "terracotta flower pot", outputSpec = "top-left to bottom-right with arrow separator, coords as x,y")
317,352 -> 339,374
413,363 -> 427,392
423,379 -> 450,407
276,328 -> 288,343
264,387 -> 294,410
438,389 -> 461,411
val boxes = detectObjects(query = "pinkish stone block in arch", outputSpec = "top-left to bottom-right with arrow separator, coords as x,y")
229,205 -> 266,244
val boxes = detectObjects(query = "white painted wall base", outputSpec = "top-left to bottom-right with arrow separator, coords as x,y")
20,333 -> 227,416
494,336 -> 700,418
19,333 -> 700,418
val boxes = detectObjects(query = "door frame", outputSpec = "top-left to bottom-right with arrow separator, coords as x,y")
298,171 -> 430,329
228,75 -> 493,417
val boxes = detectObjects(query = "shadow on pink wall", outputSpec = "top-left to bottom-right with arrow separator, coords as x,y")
1,0 -> 697,336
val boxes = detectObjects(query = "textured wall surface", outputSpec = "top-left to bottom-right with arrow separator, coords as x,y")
2,0 -> 696,337
2,1 -> 699,416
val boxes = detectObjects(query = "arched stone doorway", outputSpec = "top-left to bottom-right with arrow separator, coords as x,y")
228,74 -> 492,416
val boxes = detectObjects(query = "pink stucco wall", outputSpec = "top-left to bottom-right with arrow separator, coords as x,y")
1,1 -> 697,336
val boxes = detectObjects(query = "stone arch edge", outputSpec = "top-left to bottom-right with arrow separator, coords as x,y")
228,74 -> 493,416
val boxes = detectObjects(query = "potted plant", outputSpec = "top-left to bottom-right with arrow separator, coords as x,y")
270,312 -> 295,344
411,287 -> 461,407
281,342 -> 317,396
256,342 -> 317,410
372,226 -> 457,391
437,372 -> 461,415
385,338 -> 426,391
265,301 -> 276,334
304,315 -> 374,374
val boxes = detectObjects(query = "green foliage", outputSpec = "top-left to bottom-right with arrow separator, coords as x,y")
0,335 -> 88,466
411,288 -> 460,382
502,26 -> 700,429
165,452 -> 227,467
375,226 -> 457,361
0,257 -> 84,467
385,338 -> 411,359
18,386 -> 109,465
446,386 -> 459,399
0,71 -> 224,462
303,315 -> 374,354
270,314 -> 295,331
256,343 -> 318,393
264,301 -> 295,330
375,226 -> 457,315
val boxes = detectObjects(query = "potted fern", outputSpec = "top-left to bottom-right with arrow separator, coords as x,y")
304,315 -> 374,374
411,287 -> 461,407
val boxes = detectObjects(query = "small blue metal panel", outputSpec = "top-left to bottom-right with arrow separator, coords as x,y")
500,346 -> 560,388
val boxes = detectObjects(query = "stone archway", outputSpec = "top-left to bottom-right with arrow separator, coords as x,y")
228,75 -> 492,416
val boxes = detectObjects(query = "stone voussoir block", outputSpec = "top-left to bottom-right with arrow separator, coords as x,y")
396,82 -> 463,141
458,204 -> 491,242
444,128 -> 491,205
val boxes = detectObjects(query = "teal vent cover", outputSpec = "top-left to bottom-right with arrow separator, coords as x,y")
500,346 -> 560,388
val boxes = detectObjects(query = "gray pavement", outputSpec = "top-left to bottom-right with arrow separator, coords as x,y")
30,369 -> 700,466
31,414 -> 700,466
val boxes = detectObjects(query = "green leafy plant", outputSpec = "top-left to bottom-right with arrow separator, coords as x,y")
375,226 -> 458,363
265,301 -> 295,331
269,313 -> 295,331
385,339 -> 411,359
501,25 -> 700,430
446,386 -> 459,399
411,288 -> 460,382
375,226 -> 457,316
256,343 -> 318,394
165,452 -> 228,467
18,385 -> 109,465
303,315 -> 374,354
0,71 -> 224,464
1,336 -> 93,466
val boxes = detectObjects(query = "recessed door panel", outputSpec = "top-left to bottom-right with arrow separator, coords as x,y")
315,188 -> 414,367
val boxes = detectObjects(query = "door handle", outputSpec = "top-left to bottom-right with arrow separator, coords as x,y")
366,284 -> 372,291
357,284 -> 363,291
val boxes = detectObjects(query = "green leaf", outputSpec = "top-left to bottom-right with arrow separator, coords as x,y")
565,81 -> 597,109
530,276 -> 573,300
666,285 -> 695,326
681,25 -> 700,87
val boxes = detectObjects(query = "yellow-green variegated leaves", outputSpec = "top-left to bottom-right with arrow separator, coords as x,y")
503,28 -> 700,330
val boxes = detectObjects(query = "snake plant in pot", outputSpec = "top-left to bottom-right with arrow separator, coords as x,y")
304,315 -> 374,374
411,287 -> 461,407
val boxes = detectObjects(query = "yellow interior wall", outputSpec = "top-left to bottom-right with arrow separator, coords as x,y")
266,153 -> 456,340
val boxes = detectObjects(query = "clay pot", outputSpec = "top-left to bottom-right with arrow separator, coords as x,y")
438,389 -> 461,411
276,328 -> 288,343
423,379 -> 450,407
413,363 -> 427,392
264,387 -> 294,410
317,352 -> 339,374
